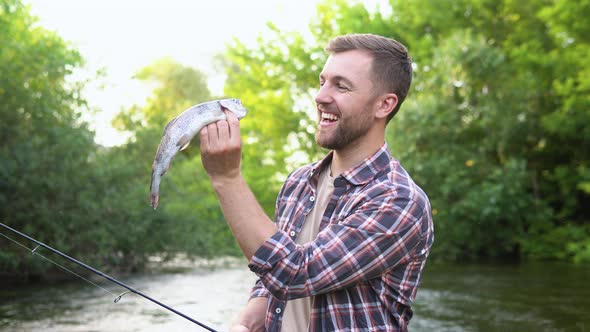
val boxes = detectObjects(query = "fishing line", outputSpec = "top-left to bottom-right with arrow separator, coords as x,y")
0,222 -> 218,332
0,231 -> 127,302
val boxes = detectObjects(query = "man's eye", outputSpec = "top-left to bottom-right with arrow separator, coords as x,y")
337,84 -> 349,91
319,81 -> 325,87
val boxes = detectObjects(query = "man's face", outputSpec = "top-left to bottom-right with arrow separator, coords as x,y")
315,50 -> 379,151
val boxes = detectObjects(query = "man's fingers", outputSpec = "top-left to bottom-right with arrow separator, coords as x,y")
217,120 -> 230,144
229,325 -> 250,332
199,112 -> 242,181
199,126 -> 209,150
225,109 -> 239,123
200,113 -> 240,154
225,110 -> 241,146
206,123 -> 218,149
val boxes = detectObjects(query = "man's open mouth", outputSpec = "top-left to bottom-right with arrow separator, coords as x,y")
321,112 -> 339,124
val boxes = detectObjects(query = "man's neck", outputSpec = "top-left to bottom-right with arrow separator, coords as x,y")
330,132 -> 385,176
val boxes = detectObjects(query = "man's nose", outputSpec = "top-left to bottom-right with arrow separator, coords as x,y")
315,84 -> 332,105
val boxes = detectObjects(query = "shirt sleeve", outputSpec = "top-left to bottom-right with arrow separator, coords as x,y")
247,193 -> 430,301
246,169 -> 297,301
249,278 -> 271,300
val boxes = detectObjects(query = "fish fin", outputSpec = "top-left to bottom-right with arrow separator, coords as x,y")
162,116 -> 179,136
177,134 -> 191,151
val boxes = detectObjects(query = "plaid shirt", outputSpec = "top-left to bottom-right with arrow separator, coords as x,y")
248,143 -> 434,331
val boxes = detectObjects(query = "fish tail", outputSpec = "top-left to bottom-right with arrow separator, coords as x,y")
149,170 -> 160,209
150,193 -> 159,210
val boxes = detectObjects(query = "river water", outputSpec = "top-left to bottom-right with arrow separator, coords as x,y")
1,258 -> 589,331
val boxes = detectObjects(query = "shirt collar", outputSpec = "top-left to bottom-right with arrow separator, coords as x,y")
308,143 -> 392,186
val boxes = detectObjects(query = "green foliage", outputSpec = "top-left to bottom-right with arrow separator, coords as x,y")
220,0 -> 590,263
521,223 -> 590,263
2,0 -> 589,281
389,27 -> 555,261
391,0 -> 590,262
221,32 -> 324,215
0,0 -> 99,276
0,0 -> 240,280
109,58 -> 242,259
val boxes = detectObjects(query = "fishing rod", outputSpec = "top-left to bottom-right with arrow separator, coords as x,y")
0,222 -> 218,332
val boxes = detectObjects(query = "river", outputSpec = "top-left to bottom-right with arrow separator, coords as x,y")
1,258 -> 589,331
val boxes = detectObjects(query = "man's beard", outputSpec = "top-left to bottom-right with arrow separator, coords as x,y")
315,103 -> 374,150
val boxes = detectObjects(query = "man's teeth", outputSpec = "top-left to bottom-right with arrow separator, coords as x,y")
322,113 -> 338,121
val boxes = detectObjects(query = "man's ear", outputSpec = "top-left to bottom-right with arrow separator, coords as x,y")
375,93 -> 398,120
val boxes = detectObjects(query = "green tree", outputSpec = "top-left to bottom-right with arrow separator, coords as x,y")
220,0 -> 590,262
0,1 -> 239,280
387,0 -> 590,262
0,0 -> 103,275
111,58 -> 241,259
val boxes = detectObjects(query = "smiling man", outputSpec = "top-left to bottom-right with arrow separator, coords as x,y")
200,34 -> 434,331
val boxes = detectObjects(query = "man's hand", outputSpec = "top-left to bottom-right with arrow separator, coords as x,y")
199,109 -> 277,259
229,324 -> 250,332
200,110 -> 242,184
231,297 -> 268,332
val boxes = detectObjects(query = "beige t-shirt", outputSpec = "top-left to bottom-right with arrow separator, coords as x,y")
281,167 -> 335,331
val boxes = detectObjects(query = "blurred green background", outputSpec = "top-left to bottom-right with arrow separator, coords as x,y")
1,0 -> 589,281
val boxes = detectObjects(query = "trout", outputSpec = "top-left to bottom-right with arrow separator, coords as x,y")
149,98 -> 248,209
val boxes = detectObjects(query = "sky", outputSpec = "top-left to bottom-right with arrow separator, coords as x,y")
25,0 -> 385,146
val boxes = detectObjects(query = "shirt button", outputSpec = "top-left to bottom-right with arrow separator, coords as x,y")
289,231 -> 296,237
275,308 -> 282,314
309,196 -> 315,202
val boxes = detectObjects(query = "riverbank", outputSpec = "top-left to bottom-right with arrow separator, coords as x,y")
1,257 -> 256,331
2,260 -> 590,331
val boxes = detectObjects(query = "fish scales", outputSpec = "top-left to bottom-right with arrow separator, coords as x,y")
149,98 -> 248,209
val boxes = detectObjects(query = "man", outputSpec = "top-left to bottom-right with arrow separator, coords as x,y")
199,34 -> 434,331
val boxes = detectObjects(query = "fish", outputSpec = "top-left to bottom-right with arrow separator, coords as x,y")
149,98 -> 248,209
